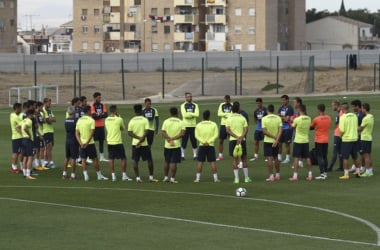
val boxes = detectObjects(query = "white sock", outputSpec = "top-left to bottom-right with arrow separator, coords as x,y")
63,171 -> 67,176
195,173 -> 201,180
112,172 -> 116,179
213,173 -> 218,181
43,160 -> 49,166
49,161 -> 54,165
243,168 -> 249,178
276,173 -> 280,177
12,164 -> 18,170
344,169 -> 349,175
269,174 -> 274,179
351,164 -> 356,170
360,166 -> 365,172
193,148 -> 197,157
163,176 -> 169,181
26,169 -> 31,177
33,159 -> 39,168
218,153 -> 223,158
71,173 -> 76,178
278,154 -> 282,161
286,154 -> 290,161
100,153 -> 105,158
254,153 -> 258,158
170,177 -> 175,182
149,175 -> 154,180
122,172 -> 127,178
181,148 -> 185,157
136,176 -> 141,181
96,171 -> 102,178
293,172 -> 298,178
308,171 -> 312,177
22,168 -> 26,176
233,169 -> 239,179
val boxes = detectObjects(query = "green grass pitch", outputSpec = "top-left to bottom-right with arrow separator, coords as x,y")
0,94 -> 379,250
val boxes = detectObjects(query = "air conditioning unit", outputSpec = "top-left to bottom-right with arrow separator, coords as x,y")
127,12 -> 133,17
81,15 -> 87,21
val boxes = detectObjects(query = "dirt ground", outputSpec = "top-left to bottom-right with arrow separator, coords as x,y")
1,66 -> 378,106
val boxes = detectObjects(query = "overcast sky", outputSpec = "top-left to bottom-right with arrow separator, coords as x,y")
17,0 -> 380,30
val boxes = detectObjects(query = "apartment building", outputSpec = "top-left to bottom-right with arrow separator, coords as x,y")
0,0 -> 17,53
72,0 -> 305,53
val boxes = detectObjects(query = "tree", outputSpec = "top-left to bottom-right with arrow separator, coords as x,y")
339,0 -> 347,16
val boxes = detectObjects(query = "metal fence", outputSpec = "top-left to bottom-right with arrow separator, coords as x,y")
1,50 -> 380,73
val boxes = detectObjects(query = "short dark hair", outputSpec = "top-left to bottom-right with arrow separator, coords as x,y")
109,105 -> 117,113
317,103 -> 325,112
294,97 -> 303,105
256,98 -> 263,103
93,92 -> 101,98
224,95 -> 231,100
281,95 -> 289,100
203,110 -> 210,120
362,103 -> 370,112
83,105 -> 91,114
13,102 -> 21,110
351,99 -> 361,108
299,104 -> 307,113
170,107 -> 178,116
134,104 -> 143,114
267,104 -> 275,113
232,101 -> 240,113
80,96 -> 87,102
144,98 -> 151,104
37,101 -> 43,107
71,97 -> 80,105
26,109 -> 35,116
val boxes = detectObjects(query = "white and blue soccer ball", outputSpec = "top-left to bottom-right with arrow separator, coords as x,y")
236,187 -> 247,197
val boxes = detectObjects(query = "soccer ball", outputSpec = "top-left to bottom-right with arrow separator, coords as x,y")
235,187 -> 247,197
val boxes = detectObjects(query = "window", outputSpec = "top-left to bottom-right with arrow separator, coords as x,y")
164,43 -> 171,51
234,25 -> 242,33
151,25 -> 157,33
10,19 -> 15,27
235,44 -> 242,51
151,8 -> 158,15
10,0 -> 15,8
248,26 -> 255,34
82,42 -> 88,50
164,8 -> 170,16
94,25 -> 100,33
216,8 -> 224,15
0,1 -> 4,8
134,0 -> 141,5
130,24 -> 136,32
248,44 -> 256,51
152,43 -> 158,52
82,26 -> 88,33
164,25 -> 170,34
94,9 -> 100,16
248,8 -> 255,16
0,20 -> 4,32
235,8 -> 242,16
81,9 -> 88,15
94,42 -> 101,50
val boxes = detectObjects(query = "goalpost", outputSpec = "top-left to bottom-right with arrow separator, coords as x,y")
8,85 -> 59,107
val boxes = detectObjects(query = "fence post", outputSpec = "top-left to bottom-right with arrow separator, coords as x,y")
100,54 -> 103,73
276,56 -> 279,94
121,59 -> 126,100
23,54 -> 26,73
201,57 -> 205,96
346,55 -> 349,91
79,60 -> 82,97
74,70 -> 77,97
378,55 -> 380,90
62,53 -> 65,74
239,56 -> 243,95
34,60 -> 37,100
172,51 -> 175,71
374,64 -> 376,92
234,66 -> 238,96
137,53 -> 140,72
162,58 -> 165,99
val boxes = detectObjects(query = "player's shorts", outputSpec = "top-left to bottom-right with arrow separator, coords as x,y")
12,139 -> 22,154
79,144 -> 97,160
333,136 -> 342,152
43,132 -> 54,145
340,141 -> 358,160
146,130 -> 155,146
359,140 -> 372,155
254,130 -> 264,141
22,138 -> 35,157
108,144 -> 127,160
293,142 -> 310,158
263,142 -> 279,158
34,136 -> 45,149
131,145 -> 152,162
164,148 -> 181,164
94,127 -> 105,141
197,146 -> 216,162
279,129 -> 292,144
229,140 -> 247,157
219,125 -> 228,140
65,140 -> 79,159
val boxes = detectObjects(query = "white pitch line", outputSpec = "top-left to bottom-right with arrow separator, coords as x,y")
1,185 -> 379,246
0,196 -> 378,248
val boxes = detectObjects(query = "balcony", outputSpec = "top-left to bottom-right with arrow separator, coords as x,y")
124,32 -> 142,40
110,12 -> 120,23
205,0 -> 227,7
174,0 -> 198,7
174,32 -> 199,42
206,14 -> 226,24
174,14 -> 199,24
108,31 -> 120,40
206,32 -> 226,42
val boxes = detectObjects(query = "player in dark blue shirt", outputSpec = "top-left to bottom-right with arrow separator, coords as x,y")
62,106 -> 79,179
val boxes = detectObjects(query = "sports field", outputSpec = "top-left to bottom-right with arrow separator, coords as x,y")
0,94 -> 379,250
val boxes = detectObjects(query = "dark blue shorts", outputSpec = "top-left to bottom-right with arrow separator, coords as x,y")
132,146 -> 152,162
108,144 -> 126,160
359,140 -> 372,154
293,142 -> 310,158
43,132 -> 54,145
34,137 -> 45,149
280,129 -> 293,144
12,139 -> 22,154
94,127 -> 105,141
164,148 -> 181,164
66,140 -> 79,159
341,141 -> 358,160
197,146 -> 216,162
219,125 -> 228,140
79,144 -> 97,159
146,130 -> 155,146
22,138 -> 34,157
229,140 -> 247,157
254,130 -> 264,141
264,142 -> 279,158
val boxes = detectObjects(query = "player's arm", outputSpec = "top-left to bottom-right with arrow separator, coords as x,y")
181,104 -> 193,119
23,123 -> 32,139
102,105 -> 108,119
194,104 -> 199,118
226,125 -> 240,141
75,129 -> 82,146
217,103 -> 223,118
195,125 -> 206,145
154,116 -> 159,135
